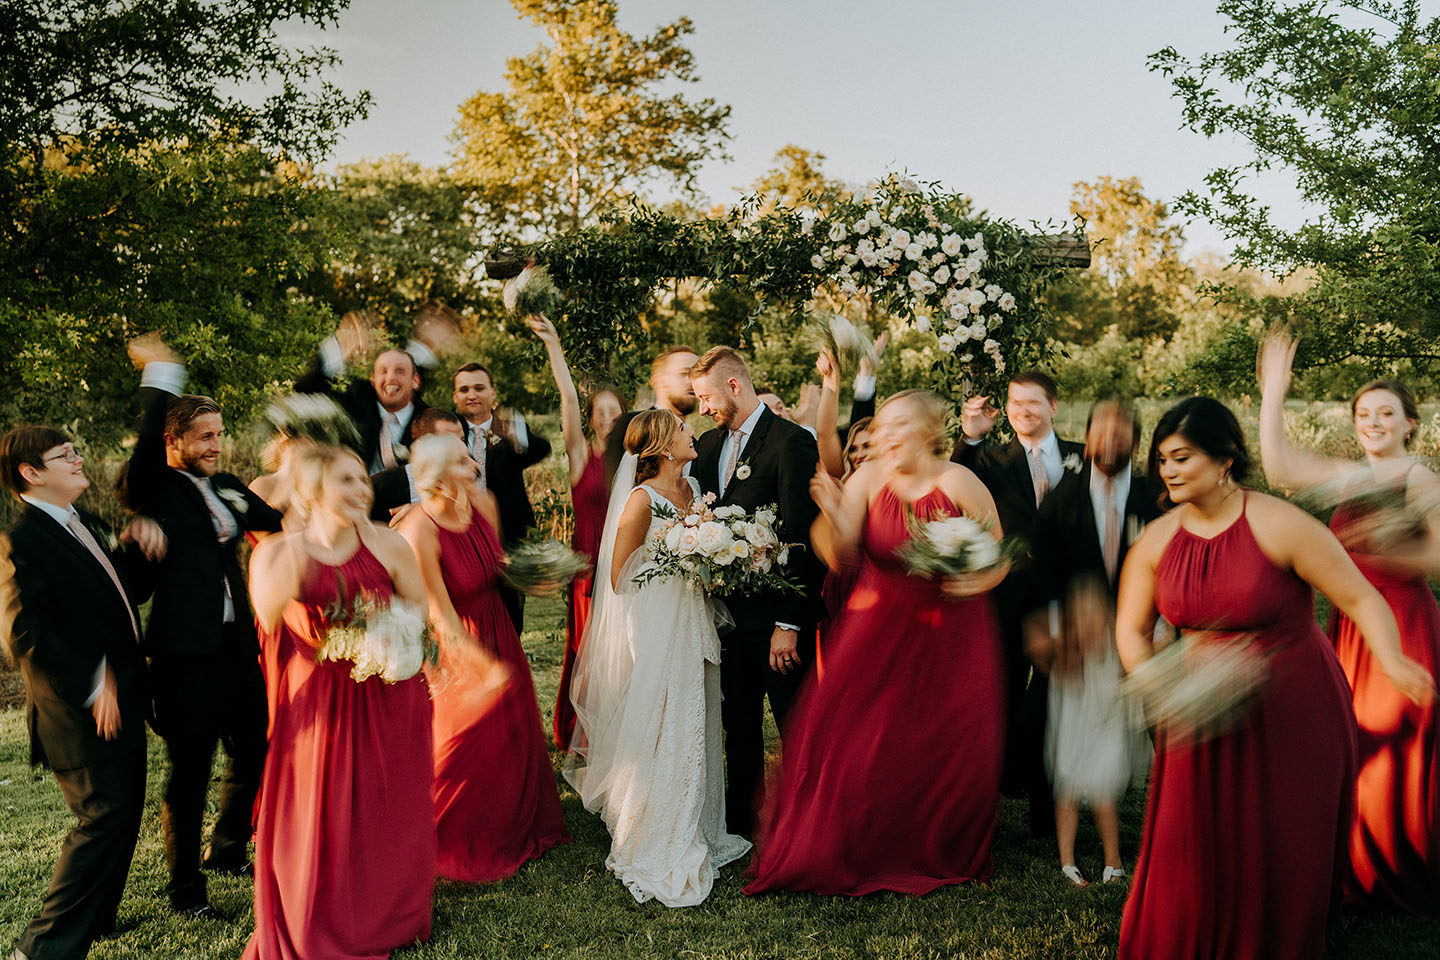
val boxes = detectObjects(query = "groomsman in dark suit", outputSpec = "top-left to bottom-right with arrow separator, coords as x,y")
453,362 -> 552,632
294,307 -> 461,475
0,426 -> 154,960
602,345 -> 699,490
119,336 -> 284,918
690,347 -> 823,838
951,370 -> 1084,835
369,408 -> 465,522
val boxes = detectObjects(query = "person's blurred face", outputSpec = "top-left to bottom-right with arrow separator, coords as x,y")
665,415 -> 698,464
692,370 -> 740,430
321,453 -> 374,520
1086,407 -> 1136,478
589,391 -> 623,443
25,442 -> 90,505
846,429 -> 874,473
872,398 -> 932,471
758,393 -> 790,421
1353,389 -> 1414,458
1154,433 -> 1229,505
1006,382 -> 1057,442
372,350 -> 420,413
655,352 -> 698,415
452,369 -> 496,423
168,413 -> 224,478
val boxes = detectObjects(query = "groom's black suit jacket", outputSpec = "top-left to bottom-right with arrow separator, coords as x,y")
693,406 -> 823,633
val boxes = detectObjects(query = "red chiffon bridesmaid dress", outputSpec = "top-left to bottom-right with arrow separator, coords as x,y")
555,450 -> 606,748
1329,493 -> 1440,914
430,508 -> 571,883
744,485 -> 1004,896
1120,495 -> 1358,960
245,543 -> 435,960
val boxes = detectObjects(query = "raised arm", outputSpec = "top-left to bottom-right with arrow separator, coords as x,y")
1257,328 -> 1351,491
120,333 -> 184,515
527,316 -> 588,482
815,352 -> 844,477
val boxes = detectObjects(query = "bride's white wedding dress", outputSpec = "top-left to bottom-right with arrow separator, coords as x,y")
565,465 -> 750,907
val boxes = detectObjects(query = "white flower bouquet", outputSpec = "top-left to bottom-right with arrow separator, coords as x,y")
502,262 -> 564,319
633,494 -> 803,597
895,512 -> 1017,578
801,313 -> 878,373
1119,631 -> 1269,743
266,393 -> 362,449
501,536 -> 592,596
318,594 -> 434,684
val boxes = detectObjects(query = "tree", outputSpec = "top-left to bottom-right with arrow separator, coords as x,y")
1151,0 -> 1440,388
450,0 -> 731,239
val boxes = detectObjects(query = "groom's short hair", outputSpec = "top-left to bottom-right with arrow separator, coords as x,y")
690,346 -> 751,385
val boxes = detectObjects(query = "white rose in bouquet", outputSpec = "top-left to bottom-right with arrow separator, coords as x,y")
677,526 -> 702,554
932,264 -> 951,284
853,218 -> 871,235
711,544 -> 737,565
745,522 -> 777,549
998,292 -> 1017,312
923,515 -> 984,554
664,523 -> 685,553
890,228 -> 912,249
937,333 -> 957,353
756,506 -> 777,526
956,326 -> 972,342
964,256 -> 984,274
969,321 -> 987,339
731,541 -> 751,561
967,532 -> 1001,569
904,242 -> 924,261
908,270 -> 928,291
828,222 -> 848,243
941,234 -> 964,256
697,521 -> 733,556
984,283 -> 1002,301
866,208 -> 884,227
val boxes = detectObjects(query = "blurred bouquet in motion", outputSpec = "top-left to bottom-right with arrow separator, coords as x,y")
1292,468 -> 1440,553
502,536 -> 592,597
266,393 -> 362,450
802,313 -> 878,374
1119,631 -> 1269,743
634,494 -> 802,597
503,263 -> 564,318
896,512 -> 1018,577
318,593 -> 433,684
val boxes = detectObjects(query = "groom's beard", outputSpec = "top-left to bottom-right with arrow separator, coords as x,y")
707,394 -> 737,429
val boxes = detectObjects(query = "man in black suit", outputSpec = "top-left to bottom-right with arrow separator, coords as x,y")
0,426 -> 153,960
602,345 -> 699,490
369,408 -> 465,522
294,308 -> 460,475
1023,399 -> 1163,881
951,369 -> 1084,835
453,362 -> 552,632
690,346 -> 823,838
120,336 -> 284,917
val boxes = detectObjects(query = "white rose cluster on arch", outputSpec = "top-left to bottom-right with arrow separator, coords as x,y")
805,177 -> 1022,376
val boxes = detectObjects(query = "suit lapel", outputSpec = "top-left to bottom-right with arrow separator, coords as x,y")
25,507 -> 132,627
694,428 -> 722,497
721,407 -> 777,506
1006,438 -> 1036,514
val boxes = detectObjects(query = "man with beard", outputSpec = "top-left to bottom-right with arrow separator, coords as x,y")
120,335 -> 284,918
602,345 -> 699,490
690,347 -> 823,838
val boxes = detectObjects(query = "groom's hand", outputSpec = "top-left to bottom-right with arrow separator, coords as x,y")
769,626 -> 800,674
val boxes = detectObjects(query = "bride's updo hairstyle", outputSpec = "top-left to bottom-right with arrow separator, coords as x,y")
411,434 -> 469,498
291,444 -> 368,518
627,409 -> 680,483
878,389 -> 949,457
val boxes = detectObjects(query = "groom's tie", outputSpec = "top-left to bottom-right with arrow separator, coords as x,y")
721,428 -> 745,496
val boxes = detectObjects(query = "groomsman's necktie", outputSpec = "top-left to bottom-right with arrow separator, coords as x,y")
66,514 -> 140,640
721,429 -> 745,496
1029,445 -> 1049,507
378,412 -> 400,470
1103,481 -> 1122,582
471,426 -> 488,488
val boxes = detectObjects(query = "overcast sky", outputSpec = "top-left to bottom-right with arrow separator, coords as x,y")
297,0 -> 1320,255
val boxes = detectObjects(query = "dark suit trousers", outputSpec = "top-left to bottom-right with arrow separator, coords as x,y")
498,583 -> 525,636
149,626 -> 267,906
719,624 -> 815,839
993,574 -> 1054,833
17,731 -> 146,960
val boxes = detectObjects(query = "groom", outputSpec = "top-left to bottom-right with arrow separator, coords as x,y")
691,347 -> 823,838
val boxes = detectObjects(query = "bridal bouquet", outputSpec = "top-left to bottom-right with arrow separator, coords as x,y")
501,536 -> 592,596
895,512 -> 1017,577
265,393 -> 362,450
1119,631 -> 1269,743
634,495 -> 803,597
318,593 -> 435,684
502,262 -> 564,318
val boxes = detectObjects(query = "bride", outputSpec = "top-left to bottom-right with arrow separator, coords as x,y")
566,408 -> 751,906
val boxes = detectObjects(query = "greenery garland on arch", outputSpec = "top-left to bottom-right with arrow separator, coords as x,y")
494,174 -> 1083,413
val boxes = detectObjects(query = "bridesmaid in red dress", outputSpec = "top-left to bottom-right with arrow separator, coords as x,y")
528,316 -> 624,748
244,445 -> 440,960
1115,397 -> 1434,960
398,434 -> 571,883
1260,331 -> 1440,913
745,390 -> 1009,896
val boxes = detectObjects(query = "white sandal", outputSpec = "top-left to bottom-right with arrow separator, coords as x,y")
1061,864 -> 1090,888
1101,865 -> 1127,884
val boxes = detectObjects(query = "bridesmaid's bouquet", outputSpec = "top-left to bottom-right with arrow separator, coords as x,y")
501,536 -> 592,597
1119,631 -> 1269,742
634,495 -> 803,597
318,594 -> 435,684
895,512 -> 1016,577
502,262 -> 564,318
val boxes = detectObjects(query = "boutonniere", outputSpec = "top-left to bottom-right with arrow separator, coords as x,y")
217,487 -> 249,515
734,461 -> 752,481
487,430 -> 504,448
1062,453 -> 1083,474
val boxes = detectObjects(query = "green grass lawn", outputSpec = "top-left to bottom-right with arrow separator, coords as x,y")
2,594 -> 1437,959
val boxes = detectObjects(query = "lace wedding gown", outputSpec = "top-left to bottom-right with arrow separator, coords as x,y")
565,475 -> 751,907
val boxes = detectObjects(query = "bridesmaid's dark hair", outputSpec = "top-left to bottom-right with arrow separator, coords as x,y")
627,409 -> 680,483
1147,397 -> 1251,487
1351,379 -> 1420,448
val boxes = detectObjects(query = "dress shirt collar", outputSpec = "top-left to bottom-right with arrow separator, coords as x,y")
1019,429 -> 1059,459
474,414 -> 493,433
732,401 -> 766,439
20,494 -> 78,529
1089,464 -> 1132,506
379,401 -> 416,433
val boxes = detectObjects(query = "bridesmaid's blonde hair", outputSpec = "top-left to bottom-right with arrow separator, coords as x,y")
291,445 -> 367,516
411,434 -> 469,497
879,389 -> 949,457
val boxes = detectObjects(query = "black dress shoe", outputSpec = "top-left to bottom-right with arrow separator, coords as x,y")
201,847 -> 254,878
171,901 -> 223,921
